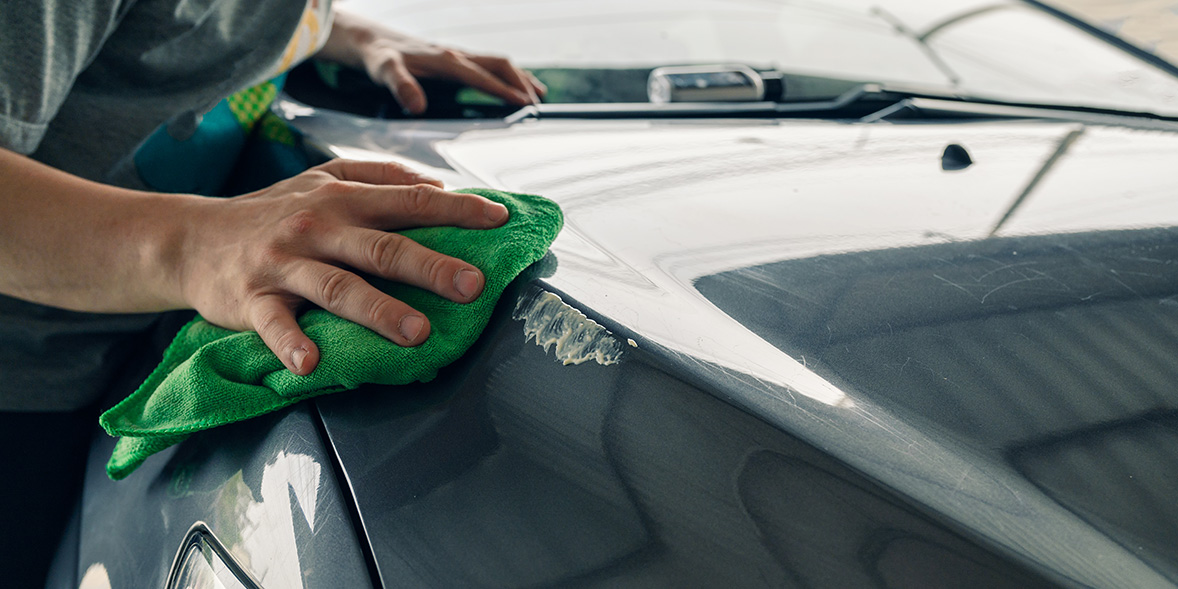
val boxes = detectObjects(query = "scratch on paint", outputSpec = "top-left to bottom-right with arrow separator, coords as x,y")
980,276 -> 1050,303
1107,269 -> 1142,297
933,274 -> 980,301
976,261 -> 1038,281
513,291 -> 623,366
954,465 -> 974,491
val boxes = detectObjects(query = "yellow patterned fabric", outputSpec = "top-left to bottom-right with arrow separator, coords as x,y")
257,111 -> 297,146
226,82 -> 280,132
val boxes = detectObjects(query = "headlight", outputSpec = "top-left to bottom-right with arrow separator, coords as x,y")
166,522 -> 259,589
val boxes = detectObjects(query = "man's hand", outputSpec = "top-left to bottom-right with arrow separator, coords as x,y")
0,149 -> 508,377
316,8 -> 546,114
179,160 -> 509,375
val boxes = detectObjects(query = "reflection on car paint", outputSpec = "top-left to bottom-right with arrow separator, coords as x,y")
513,289 -> 624,366
78,563 -> 110,589
72,405 -> 371,589
216,451 -> 321,589
107,46 -> 1178,583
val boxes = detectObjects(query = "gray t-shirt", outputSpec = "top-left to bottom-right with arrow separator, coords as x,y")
0,0 -> 330,410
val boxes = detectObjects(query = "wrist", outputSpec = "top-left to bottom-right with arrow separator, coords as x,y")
124,191 -> 205,312
317,8 -> 378,69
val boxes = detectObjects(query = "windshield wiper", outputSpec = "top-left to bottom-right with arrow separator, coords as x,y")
505,82 -> 1178,131
505,83 -> 912,123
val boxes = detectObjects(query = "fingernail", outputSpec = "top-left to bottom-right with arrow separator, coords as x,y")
485,203 -> 508,223
454,269 -> 480,299
399,314 -> 425,343
291,347 -> 308,373
513,90 -> 532,105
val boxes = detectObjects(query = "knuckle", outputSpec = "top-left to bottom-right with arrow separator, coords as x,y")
281,209 -> 320,236
379,161 -> 410,184
253,307 -> 285,337
365,296 -> 397,328
249,301 -> 300,349
368,232 -> 407,272
306,162 -> 344,182
321,178 -> 360,197
424,254 -> 453,291
255,243 -> 287,271
378,60 -> 401,80
315,269 -> 354,308
404,183 -> 440,214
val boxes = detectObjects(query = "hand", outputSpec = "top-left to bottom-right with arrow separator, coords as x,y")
317,8 -> 546,114
178,159 -> 509,375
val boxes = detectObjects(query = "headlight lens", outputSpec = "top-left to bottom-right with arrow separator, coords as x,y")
166,523 -> 258,589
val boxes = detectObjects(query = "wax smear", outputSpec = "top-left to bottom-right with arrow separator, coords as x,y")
513,291 -> 623,366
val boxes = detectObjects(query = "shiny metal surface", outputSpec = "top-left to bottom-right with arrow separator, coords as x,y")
74,405 -> 371,588
292,99 -> 1178,587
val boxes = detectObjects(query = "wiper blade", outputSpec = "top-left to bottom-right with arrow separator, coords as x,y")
505,83 -> 1178,131
505,83 -> 910,122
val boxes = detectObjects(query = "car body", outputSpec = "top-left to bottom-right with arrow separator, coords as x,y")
49,1 -> 1178,587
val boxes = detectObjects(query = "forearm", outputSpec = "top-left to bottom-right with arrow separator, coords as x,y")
315,7 -> 372,69
0,147 -> 193,312
2,149 -> 508,375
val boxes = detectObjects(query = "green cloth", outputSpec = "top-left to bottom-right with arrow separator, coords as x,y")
100,189 -> 563,479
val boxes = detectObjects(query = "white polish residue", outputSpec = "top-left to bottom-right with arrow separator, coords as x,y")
79,563 -> 111,589
513,291 -> 623,366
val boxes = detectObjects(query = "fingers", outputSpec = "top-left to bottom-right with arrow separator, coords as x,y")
249,294 -> 321,375
287,261 -> 430,347
367,183 -> 509,229
251,220 -> 485,375
375,55 -> 429,114
198,159 -> 511,376
324,227 -> 486,303
305,175 -> 509,230
317,159 -> 443,188
441,52 -> 534,107
525,70 -> 548,99
310,160 -> 509,229
470,55 -> 547,101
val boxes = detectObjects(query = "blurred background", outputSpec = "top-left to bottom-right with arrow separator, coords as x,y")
1050,0 -> 1178,60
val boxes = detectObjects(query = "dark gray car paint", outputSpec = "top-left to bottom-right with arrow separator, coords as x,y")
69,405 -> 371,588
279,103 -> 1178,588
58,105 -> 1178,588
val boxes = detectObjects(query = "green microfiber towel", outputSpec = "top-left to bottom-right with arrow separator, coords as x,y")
100,189 -> 562,479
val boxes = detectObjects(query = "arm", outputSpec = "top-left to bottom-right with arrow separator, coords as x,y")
316,6 -> 546,114
0,148 -> 508,375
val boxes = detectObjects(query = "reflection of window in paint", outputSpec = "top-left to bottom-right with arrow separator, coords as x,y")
214,452 -> 322,589
79,563 -> 112,589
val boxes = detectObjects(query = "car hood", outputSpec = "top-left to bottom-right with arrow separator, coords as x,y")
287,105 -> 1178,586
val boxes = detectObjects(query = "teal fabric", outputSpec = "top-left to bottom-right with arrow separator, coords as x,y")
100,189 -> 563,479
135,74 -> 295,196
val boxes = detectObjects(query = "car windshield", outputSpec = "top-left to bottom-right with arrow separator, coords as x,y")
345,0 -> 1178,116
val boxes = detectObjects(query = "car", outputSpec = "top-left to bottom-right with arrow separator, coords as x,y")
47,0 -> 1178,587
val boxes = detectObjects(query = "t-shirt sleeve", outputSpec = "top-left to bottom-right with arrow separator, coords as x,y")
0,0 -> 126,154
